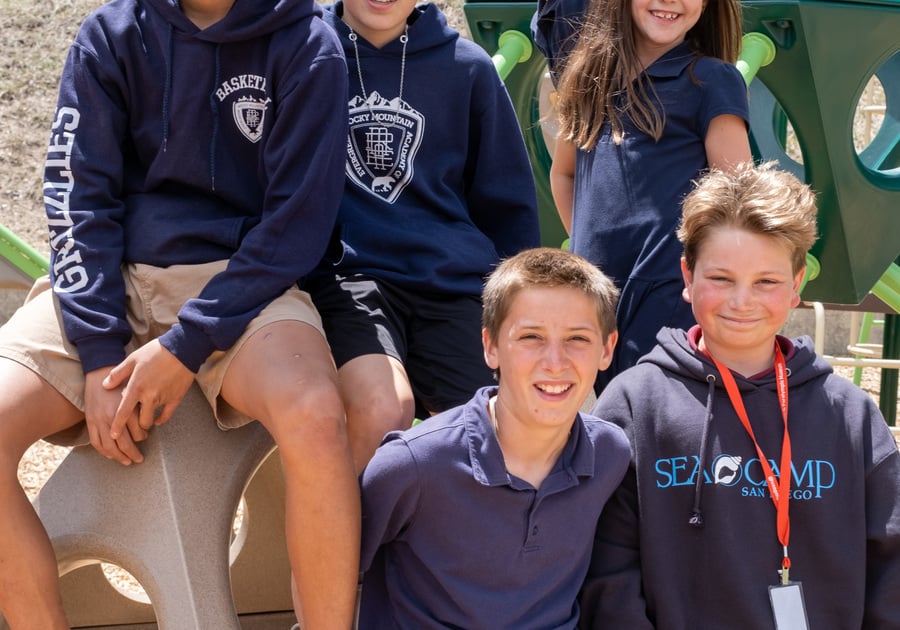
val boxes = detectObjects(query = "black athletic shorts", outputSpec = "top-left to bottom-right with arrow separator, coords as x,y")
307,273 -> 495,415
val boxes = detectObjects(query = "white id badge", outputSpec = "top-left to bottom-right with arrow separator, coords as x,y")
769,582 -> 810,630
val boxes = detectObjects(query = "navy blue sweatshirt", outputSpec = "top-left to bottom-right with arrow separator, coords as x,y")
582,327 -> 900,629
313,2 -> 540,296
44,0 -> 348,373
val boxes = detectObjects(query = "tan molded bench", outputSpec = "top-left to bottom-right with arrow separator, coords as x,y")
25,384 -> 294,629
0,231 -> 295,628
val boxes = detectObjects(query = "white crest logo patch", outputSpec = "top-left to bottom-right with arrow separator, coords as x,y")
345,92 -> 423,204
233,96 -> 270,143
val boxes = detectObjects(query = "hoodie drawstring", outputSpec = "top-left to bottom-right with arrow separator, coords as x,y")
689,373 -> 717,528
208,45 -> 221,191
162,23 -> 174,151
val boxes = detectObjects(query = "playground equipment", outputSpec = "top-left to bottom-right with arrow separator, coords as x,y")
465,0 -> 900,421
741,0 -> 900,307
735,0 -> 900,423
0,223 -> 47,290
28,386 -> 295,629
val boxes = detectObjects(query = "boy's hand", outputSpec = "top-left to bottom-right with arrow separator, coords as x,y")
84,368 -> 147,465
104,340 -> 194,439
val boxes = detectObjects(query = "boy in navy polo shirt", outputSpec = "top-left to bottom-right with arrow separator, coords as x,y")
356,247 -> 631,628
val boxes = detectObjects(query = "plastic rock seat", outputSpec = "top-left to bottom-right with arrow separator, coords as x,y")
28,384 -> 293,629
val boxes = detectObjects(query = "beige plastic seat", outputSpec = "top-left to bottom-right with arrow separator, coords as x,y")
28,384 -> 293,629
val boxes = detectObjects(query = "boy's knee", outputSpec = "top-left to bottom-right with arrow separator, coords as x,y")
346,389 -> 413,429
267,383 -> 347,452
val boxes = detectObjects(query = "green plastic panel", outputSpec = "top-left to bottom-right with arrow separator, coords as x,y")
743,0 -> 900,307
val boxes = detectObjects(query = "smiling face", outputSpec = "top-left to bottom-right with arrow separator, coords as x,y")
483,286 -> 616,434
340,0 -> 417,48
682,227 -> 804,375
630,0 -> 706,66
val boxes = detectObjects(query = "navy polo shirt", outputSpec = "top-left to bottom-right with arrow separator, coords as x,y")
358,386 -> 630,629
569,42 -> 749,289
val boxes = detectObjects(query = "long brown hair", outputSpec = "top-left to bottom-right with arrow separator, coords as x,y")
554,0 -> 742,150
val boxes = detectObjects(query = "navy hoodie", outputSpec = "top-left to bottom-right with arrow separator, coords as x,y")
44,0 -> 348,373
582,327 -> 900,629
312,2 -> 540,296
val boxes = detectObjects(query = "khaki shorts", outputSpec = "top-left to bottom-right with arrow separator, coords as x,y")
0,261 -> 324,445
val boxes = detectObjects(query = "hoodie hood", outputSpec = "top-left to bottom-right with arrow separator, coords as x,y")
640,326 -> 832,391
147,0 -> 321,42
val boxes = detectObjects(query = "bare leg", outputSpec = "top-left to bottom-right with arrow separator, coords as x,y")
338,354 -> 415,474
222,321 -> 359,630
0,358 -> 85,629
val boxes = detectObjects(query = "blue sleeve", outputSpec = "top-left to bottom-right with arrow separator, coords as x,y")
464,59 -> 540,259
579,384 -> 654,629
579,467 -> 654,629
359,437 -> 421,574
45,34 -> 132,373
863,411 -> 900,628
698,61 -> 750,137
158,42 -> 349,371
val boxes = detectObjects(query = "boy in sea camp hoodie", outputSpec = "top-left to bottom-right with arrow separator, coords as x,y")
0,0 -> 359,626
580,163 -> 900,629
305,0 -> 541,473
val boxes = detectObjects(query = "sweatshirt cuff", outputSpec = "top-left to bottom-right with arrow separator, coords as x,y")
158,321 -> 216,374
76,338 -> 128,375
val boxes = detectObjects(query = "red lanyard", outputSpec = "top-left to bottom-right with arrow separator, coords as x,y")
710,344 -> 793,584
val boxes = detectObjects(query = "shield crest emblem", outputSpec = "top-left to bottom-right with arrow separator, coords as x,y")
233,97 -> 269,143
345,92 -> 424,204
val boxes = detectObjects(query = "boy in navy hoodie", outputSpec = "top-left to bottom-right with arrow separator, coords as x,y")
0,0 -> 358,627
358,248 -> 630,627
582,163 -> 900,628
306,0 -> 541,472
